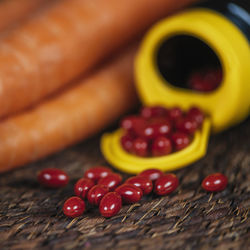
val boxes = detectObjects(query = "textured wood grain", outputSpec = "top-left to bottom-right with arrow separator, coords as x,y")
0,118 -> 249,250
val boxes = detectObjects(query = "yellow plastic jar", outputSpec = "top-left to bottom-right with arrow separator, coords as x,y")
101,0 -> 250,174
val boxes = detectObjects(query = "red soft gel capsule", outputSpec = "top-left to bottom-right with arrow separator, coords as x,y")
115,183 -> 143,204
132,137 -> 149,157
99,192 -> 122,218
152,136 -> 172,157
176,117 -> 198,135
120,133 -> 134,153
38,168 -> 69,188
202,173 -> 228,192
87,185 -> 109,206
84,166 -> 112,183
154,174 -> 179,195
63,196 -> 85,218
126,176 -> 153,195
139,169 -> 164,182
74,178 -> 95,198
168,107 -> 183,121
98,173 -> 122,191
171,132 -> 190,151
121,116 -> 146,134
141,106 -> 168,119
187,106 -> 205,127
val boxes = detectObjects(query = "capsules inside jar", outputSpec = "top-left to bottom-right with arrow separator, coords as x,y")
120,106 -> 205,158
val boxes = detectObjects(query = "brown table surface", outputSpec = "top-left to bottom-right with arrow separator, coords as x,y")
0,118 -> 249,250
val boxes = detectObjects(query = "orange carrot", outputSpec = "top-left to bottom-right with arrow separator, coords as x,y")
0,46 -> 138,172
0,0 -> 48,31
0,0 -> 197,118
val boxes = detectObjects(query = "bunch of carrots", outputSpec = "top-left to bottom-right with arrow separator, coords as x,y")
0,0 -> 197,173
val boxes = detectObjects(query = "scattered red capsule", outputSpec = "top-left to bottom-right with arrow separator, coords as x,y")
171,132 -> 190,151
139,169 -> 164,182
187,106 -> 205,127
115,184 -> 143,204
120,132 -> 134,153
202,173 -> 228,192
152,136 -> 172,156
141,106 -> 168,119
132,137 -> 149,157
168,107 -> 183,121
126,176 -> 153,195
176,117 -> 198,135
87,185 -> 109,206
154,174 -> 179,195
84,166 -> 112,183
63,196 -> 85,218
98,173 -> 122,191
74,178 -> 95,198
38,168 -> 69,188
99,192 -> 122,218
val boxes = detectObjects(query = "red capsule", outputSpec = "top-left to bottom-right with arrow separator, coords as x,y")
202,173 -> 228,192
98,173 -> 122,191
74,178 -> 95,198
139,169 -> 164,182
176,117 -> 198,135
152,136 -> 172,156
154,174 -> 179,195
63,196 -> 85,218
99,192 -> 122,218
140,106 -> 168,119
187,106 -> 205,127
126,176 -> 153,195
120,132 -> 134,153
132,137 -> 149,157
121,116 -> 146,134
168,107 -> 183,121
171,132 -> 190,151
87,185 -> 109,206
37,168 -> 69,188
115,184 -> 143,204
84,166 -> 112,183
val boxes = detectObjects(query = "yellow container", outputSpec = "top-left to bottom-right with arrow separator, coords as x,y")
101,1 -> 250,174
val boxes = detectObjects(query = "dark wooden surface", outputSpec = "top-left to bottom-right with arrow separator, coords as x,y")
0,118 -> 249,250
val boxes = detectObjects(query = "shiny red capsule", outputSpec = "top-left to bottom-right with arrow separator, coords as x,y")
171,132 -> 190,151
120,132 -> 134,153
121,116 -> 146,134
87,185 -> 109,206
132,137 -> 149,157
38,168 -> 69,188
152,136 -> 172,156
126,176 -> 153,195
187,106 -> 205,127
202,173 -> 228,192
139,169 -> 164,182
176,117 -> 198,135
84,166 -> 112,183
140,106 -> 168,119
74,178 -> 95,198
168,107 -> 183,121
115,184 -> 143,204
98,173 -> 122,191
99,192 -> 122,218
63,196 -> 85,218
154,174 -> 179,195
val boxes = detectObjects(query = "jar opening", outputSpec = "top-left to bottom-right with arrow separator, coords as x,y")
156,35 -> 223,92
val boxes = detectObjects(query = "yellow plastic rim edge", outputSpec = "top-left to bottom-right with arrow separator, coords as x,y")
101,118 -> 211,174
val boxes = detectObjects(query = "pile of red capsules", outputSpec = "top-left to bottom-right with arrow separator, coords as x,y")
120,106 -> 204,157
38,167 -> 228,218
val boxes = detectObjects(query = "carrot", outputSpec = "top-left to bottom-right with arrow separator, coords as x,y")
0,0 -> 48,31
0,0 -> 197,118
0,46 -> 138,172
